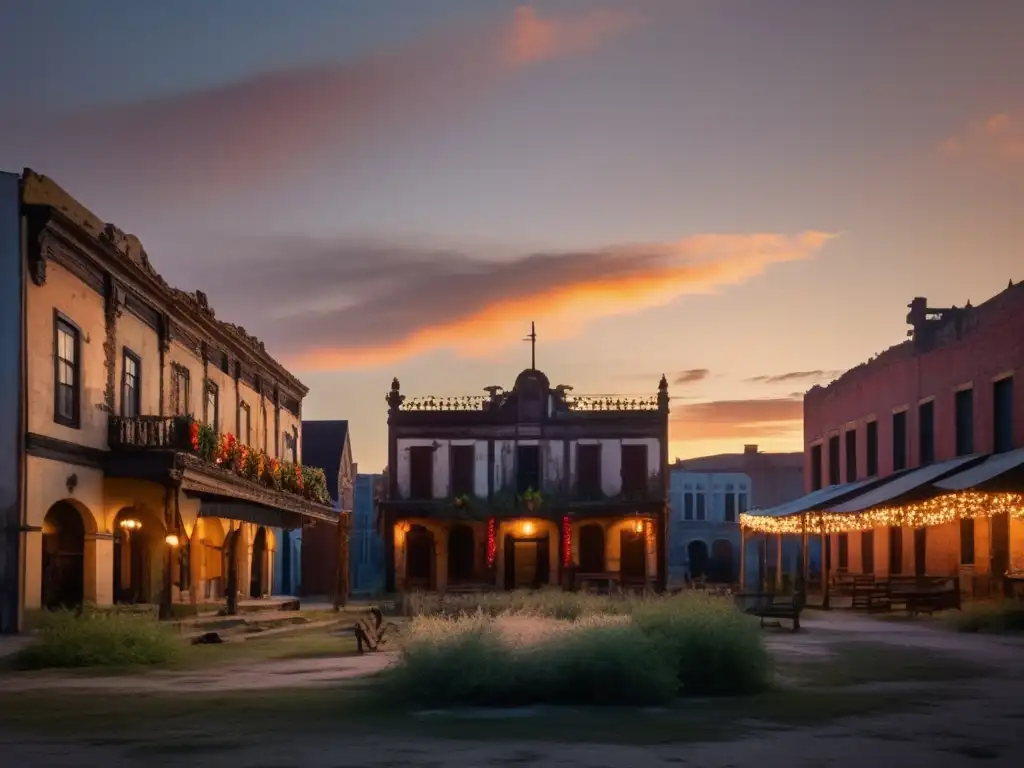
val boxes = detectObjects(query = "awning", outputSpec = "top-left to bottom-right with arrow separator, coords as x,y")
935,448 -> 1024,493
827,454 -> 984,514
748,477 -> 882,520
190,495 -> 308,530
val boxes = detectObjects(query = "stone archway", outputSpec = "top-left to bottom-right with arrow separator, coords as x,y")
578,524 -> 605,573
250,527 -> 270,598
42,501 -> 88,609
688,540 -> 710,580
447,524 -> 475,583
710,538 -> 735,583
112,506 -> 166,604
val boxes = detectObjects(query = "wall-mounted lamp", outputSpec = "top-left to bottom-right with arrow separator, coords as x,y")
633,519 -> 644,534
522,521 -> 535,536
165,534 -> 180,548
119,518 -> 142,531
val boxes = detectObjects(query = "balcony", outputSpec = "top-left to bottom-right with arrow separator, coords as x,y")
107,415 -> 336,523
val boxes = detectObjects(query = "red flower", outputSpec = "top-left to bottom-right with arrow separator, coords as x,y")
189,422 -> 200,451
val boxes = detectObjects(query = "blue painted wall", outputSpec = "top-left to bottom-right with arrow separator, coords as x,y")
351,474 -> 384,596
272,528 -> 303,596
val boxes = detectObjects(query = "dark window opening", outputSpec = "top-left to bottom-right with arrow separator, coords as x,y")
810,444 -> 823,491
866,421 -> 878,477
861,530 -> 874,574
955,388 -> 974,456
828,435 -> 841,486
959,518 -> 975,565
724,493 -> 736,523
918,400 -> 935,465
121,349 -> 140,418
173,367 -> 191,417
516,444 -> 541,495
738,492 -> 748,514
888,527 -> 902,575
695,493 -> 706,521
620,444 -> 649,498
54,316 -> 81,428
845,429 -> 857,482
837,533 -> 849,569
994,377 -> 1014,453
450,444 -> 475,497
892,410 -> 908,471
409,446 -> 434,499
577,444 -> 602,499
206,382 -> 219,431
683,493 -> 694,520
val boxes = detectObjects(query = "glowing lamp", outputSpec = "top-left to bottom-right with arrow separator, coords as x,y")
119,518 -> 141,531
522,521 -> 535,536
634,519 -> 644,534
165,534 -> 180,547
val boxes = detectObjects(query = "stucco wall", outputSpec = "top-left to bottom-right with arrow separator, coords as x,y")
114,311 -> 160,416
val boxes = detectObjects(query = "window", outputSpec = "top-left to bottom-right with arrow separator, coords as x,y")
918,400 -> 935,465
866,421 -> 878,477
516,444 -> 541,494
994,377 -> 1014,453
888,527 -> 902,575
810,444 -> 823,491
724,493 -> 736,523
837,533 -> 849,569
576,444 -> 602,499
861,530 -> 874,574
409,446 -> 434,499
120,349 -> 140,418
683,492 -> 694,521
955,388 -> 974,456
450,444 -> 475,497
261,402 -> 268,453
959,518 -> 975,565
828,435 -> 840,485
54,316 -> 80,427
845,428 -> 857,482
892,410 -> 907,471
282,431 -> 297,463
172,366 -> 191,417
695,493 -> 706,521
621,444 -> 649,498
240,403 -> 252,446
737,492 -> 748,515
206,382 -> 219,431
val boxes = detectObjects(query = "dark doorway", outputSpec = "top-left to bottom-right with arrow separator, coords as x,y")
688,540 -> 709,580
113,512 -> 156,604
861,530 -> 875,574
888,527 -> 903,575
516,445 -> 541,494
250,527 -> 268,598
504,533 -> 550,589
41,501 -> 86,609
447,524 -> 475,583
406,525 -> 434,589
913,527 -> 927,576
710,539 -> 734,583
992,513 -> 1010,595
620,527 -> 646,584
578,524 -> 605,572
577,444 -> 602,499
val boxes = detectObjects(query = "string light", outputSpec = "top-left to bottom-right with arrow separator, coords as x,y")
486,518 -> 497,567
739,491 -> 1024,535
562,516 -> 572,568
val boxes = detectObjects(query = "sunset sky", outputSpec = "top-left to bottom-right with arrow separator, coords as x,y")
2,0 -> 1022,472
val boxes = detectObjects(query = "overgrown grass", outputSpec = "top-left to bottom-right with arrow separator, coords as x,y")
379,592 -> 771,707
948,600 -> 1024,634
404,589 -> 637,620
13,609 -> 183,670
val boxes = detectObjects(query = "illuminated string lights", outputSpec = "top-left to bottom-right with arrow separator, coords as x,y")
739,491 -> 1024,535
561,515 -> 572,568
486,518 -> 497,567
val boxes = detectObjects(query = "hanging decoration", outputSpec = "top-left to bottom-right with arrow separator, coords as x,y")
561,515 -> 572,568
486,518 -> 497,567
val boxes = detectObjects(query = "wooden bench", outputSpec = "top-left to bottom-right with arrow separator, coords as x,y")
353,607 -> 397,654
741,591 -> 805,632
888,577 -> 960,615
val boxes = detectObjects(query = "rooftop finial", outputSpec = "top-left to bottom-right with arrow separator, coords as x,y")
523,321 -> 537,370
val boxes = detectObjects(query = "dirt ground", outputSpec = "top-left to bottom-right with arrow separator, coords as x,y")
1,611 -> 1022,767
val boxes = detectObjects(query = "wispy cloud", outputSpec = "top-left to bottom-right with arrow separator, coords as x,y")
194,231 -> 836,370
1,5 -> 641,203
940,111 -> 1024,165
674,369 -> 711,385
746,370 -> 842,385
671,397 -> 803,440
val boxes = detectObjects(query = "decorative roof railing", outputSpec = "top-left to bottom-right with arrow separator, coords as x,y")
403,396 -> 490,412
565,395 -> 659,412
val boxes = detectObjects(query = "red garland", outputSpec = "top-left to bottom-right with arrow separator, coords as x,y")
486,518 -> 496,567
561,515 -> 571,568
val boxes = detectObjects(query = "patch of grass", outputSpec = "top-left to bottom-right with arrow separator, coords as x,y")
948,600 -> 1024,634
777,642 -> 990,687
178,626 -> 357,667
379,593 -> 771,707
12,609 -> 182,670
404,589 -> 637,620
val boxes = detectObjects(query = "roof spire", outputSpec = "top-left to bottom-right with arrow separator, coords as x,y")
523,321 -> 537,370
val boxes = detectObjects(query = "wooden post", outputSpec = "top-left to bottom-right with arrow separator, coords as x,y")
821,523 -> 830,609
333,514 -> 350,611
801,513 -> 809,591
775,532 -> 783,592
739,524 -> 747,591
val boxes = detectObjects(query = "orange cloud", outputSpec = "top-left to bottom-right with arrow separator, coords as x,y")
193,230 -> 836,370
2,6 -> 641,204
671,398 -> 803,441
940,111 -> 1024,165
746,370 -> 842,385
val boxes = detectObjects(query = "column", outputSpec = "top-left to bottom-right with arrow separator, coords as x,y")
22,529 -> 43,610
84,533 -> 115,606
821,528 -> 831,609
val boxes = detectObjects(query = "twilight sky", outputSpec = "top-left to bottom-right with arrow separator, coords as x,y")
2,0 -> 1022,472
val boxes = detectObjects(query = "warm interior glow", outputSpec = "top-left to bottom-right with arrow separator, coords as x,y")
522,521 -> 535,535
165,534 -> 180,547
119,518 -> 141,531
633,519 -> 644,534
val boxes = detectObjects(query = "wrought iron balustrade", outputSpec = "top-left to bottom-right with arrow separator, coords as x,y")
565,395 -> 659,412
108,415 -> 192,451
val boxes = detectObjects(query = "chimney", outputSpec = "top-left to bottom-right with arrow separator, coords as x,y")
744,444 -> 759,455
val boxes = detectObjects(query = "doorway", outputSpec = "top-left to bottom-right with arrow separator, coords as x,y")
406,525 -> 434,590
503,533 -> 550,590
913,527 -> 927,576
250,527 -> 268,598
620,527 -> 647,585
41,501 -> 86,609
578,524 -> 605,572
447,524 -> 475,583
991,512 -> 1010,595
687,539 -> 709,580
